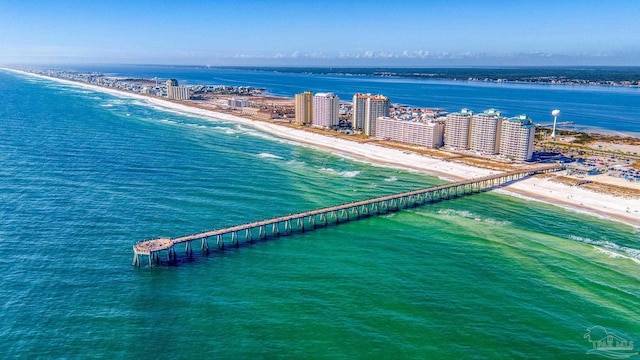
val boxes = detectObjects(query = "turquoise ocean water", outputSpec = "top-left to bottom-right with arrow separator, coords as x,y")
0,69 -> 639,359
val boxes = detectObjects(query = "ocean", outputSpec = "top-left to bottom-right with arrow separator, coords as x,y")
0,68 -> 639,359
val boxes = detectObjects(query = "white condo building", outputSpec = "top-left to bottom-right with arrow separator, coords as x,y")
499,115 -> 536,161
470,109 -> 504,154
352,94 -> 369,130
312,92 -> 339,128
166,79 -> 190,100
444,108 -> 473,150
366,95 -> 390,136
228,97 -> 249,109
376,117 -> 444,148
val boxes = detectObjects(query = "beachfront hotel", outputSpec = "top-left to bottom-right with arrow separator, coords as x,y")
469,109 -> 503,154
166,79 -> 190,100
365,95 -> 390,136
352,93 -> 369,130
294,91 -> 313,125
356,95 -> 391,136
228,97 -> 249,109
444,108 -> 473,150
376,117 -> 444,148
352,94 -> 391,135
499,115 -> 536,161
312,92 -> 340,128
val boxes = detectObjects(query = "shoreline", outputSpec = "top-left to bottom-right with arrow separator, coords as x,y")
231,66 -> 640,88
3,67 -> 639,228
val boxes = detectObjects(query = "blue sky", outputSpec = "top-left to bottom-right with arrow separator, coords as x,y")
1,0 -> 639,66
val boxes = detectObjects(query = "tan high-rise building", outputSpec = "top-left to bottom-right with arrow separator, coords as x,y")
499,115 -> 536,161
312,92 -> 339,128
294,91 -> 313,125
444,108 -> 473,150
470,109 -> 504,154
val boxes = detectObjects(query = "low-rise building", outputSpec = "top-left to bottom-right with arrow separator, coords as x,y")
241,107 -> 260,116
256,109 -> 277,120
228,97 -> 248,109
376,117 -> 444,148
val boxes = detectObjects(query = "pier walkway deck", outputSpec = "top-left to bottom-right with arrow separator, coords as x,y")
133,164 -> 563,266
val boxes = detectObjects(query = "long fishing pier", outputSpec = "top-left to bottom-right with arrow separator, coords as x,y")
133,164 -> 563,266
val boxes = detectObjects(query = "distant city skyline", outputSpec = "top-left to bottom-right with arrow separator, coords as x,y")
1,0 -> 639,66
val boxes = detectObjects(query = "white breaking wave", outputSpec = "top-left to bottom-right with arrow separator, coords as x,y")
286,160 -> 306,166
258,152 -> 283,160
320,168 -> 360,178
384,176 -> 398,182
105,99 -> 127,105
483,218 -> 512,226
239,125 -> 301,146
569,235 -> 640,265
437,209 -> 511,225
61,89 -> 92,95
130,100 -> 151,108
438,209 -> 480,221
207,126 -> 239,135
341,171 -> 360,178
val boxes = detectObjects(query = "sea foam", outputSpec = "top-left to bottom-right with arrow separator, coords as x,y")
569,235 -> 640,265
437,208 -> 511,225
258,153 -> 283,160
320,168 -> 360,178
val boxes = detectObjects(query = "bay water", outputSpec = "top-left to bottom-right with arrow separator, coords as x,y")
0,69 -> 639,359
71,65 -> 640,136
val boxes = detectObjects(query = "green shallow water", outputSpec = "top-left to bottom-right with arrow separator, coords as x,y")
0,70 -> 638,359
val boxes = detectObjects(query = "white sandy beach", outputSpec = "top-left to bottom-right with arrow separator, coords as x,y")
4,68 -> 639,227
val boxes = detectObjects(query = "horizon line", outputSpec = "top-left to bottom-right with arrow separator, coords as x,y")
5,62 -> 640,69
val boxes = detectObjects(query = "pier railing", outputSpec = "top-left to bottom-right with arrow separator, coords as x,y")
133,164 -> 563,266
